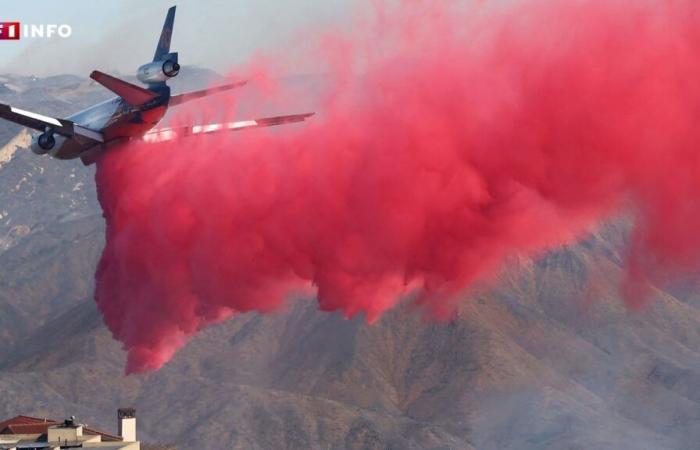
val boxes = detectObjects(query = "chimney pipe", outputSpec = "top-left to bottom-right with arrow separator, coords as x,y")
117,408 -> 136,442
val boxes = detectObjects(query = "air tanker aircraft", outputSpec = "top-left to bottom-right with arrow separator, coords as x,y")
0,6 -> 313,165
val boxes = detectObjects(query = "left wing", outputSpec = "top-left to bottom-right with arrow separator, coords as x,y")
0,103 -> 73,135
0,103 -> 103,143
142,112 -> 314,143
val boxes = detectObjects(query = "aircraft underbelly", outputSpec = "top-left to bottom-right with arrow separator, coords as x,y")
53,105 -> 168,160
103,105 -> 167,141
50,135 -> 97,160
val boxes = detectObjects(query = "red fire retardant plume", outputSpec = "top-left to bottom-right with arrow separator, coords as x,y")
95,0 -> 700,373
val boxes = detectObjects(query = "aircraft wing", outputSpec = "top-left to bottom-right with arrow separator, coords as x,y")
0,103 -> 103,143
168,81 -> 249,107
141,112 -> 314,143
0,103 -> 73,135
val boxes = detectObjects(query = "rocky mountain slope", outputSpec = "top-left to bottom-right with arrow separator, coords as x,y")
1,72 -> 700,450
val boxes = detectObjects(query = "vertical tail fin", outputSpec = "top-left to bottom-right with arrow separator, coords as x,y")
153,6 -> 176,62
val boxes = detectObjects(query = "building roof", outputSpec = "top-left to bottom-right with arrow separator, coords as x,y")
0,415 -> 58,437
0,415 -> 122,442
84,426 -> 122,442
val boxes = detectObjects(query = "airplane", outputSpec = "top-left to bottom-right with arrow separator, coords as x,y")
0,6 -> 313,166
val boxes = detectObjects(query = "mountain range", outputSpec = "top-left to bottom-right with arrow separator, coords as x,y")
0,70 -> 699,450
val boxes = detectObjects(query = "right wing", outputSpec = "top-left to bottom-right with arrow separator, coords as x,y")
82,113 -> 314,166
142,112 -> 314,143
168,81 -> 249,107
0,103 -> 103,143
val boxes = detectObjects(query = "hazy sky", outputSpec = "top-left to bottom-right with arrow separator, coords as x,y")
0,0 -> 357,77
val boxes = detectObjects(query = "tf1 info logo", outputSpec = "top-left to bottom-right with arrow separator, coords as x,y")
0,22 -> 72,40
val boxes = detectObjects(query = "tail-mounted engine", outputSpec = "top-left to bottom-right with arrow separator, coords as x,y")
137,52 -> 180,84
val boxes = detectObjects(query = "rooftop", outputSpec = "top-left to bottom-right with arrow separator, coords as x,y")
0,415 -> 122,442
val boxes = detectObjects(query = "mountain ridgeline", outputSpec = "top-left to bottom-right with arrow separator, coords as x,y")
0,72 -> 699,450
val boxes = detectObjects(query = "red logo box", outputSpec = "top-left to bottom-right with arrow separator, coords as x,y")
0,22 -> 20,40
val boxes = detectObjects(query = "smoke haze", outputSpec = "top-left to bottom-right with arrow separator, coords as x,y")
0,0 -> 359,77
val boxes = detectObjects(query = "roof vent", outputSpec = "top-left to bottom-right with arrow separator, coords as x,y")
118,408 -> 136,419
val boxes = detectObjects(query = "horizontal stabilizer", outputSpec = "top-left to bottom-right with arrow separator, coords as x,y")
169,81 -> 249,107
90,70 -> 158,105
142,112 -> 315,143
